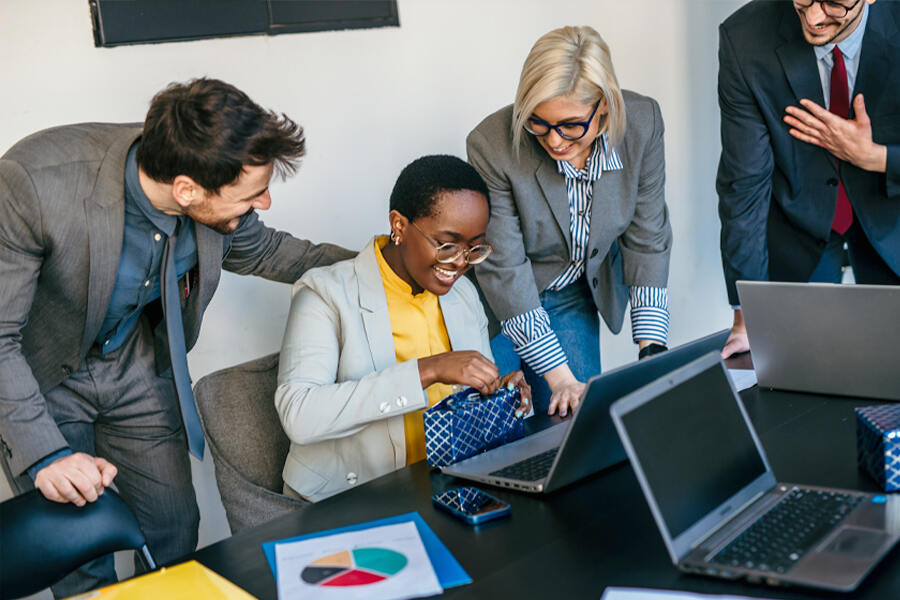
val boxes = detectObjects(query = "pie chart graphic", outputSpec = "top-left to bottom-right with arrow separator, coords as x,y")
300,547 -> 408,587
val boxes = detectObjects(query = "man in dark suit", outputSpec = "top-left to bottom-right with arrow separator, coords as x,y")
717,0 -> 899,357
0,78 -> 352,596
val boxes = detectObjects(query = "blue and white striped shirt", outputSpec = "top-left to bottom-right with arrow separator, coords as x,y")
500,135 -> 669,375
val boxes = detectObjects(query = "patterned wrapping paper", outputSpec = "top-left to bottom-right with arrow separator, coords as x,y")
424,386 -> 526,468
855,404 -> 900,492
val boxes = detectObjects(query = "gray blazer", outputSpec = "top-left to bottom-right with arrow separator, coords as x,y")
0,123 -> 352,476
276,238 -> 491,502
467,90 -> 672,334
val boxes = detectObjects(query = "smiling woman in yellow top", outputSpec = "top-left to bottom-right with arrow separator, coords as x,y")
276,155 -> 530,502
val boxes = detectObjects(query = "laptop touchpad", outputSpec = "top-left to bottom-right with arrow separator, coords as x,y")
824,528 -> 888,559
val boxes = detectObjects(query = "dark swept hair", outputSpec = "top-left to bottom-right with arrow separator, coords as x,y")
389,155 -> 490,222
136,77 -> 305,193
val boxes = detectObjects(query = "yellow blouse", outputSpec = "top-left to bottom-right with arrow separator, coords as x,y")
374,236 -> 453,465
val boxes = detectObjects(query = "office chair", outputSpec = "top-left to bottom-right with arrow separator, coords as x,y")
0,488 -> 155,599
193,353 -> 306,534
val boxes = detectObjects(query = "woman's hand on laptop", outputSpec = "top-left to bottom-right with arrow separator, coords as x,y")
499,370 -> 532,418
721,309 -> 750,359
544,365 -> 586,417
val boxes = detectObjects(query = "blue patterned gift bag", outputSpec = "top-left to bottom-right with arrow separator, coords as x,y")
855,404 -> 900,492
423,386 -> 526,467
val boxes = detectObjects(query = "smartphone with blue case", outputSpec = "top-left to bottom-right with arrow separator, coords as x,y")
432,487 -> 511,525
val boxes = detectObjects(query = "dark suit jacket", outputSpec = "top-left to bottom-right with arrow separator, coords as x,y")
0,123 -> 353,476
716,0 -> 900,305
467,90 -> 672,334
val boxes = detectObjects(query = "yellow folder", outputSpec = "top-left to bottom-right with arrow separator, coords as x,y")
65,560 -> 256,599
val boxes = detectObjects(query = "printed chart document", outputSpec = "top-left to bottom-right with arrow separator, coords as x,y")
274,521 -> 442,600
601,588 -> 776,600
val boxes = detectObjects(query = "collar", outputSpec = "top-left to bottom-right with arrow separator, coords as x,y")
374,235 -> 436,300
125,140 -> 180,237
556,132 -> 623,181
813,2 -> 869,62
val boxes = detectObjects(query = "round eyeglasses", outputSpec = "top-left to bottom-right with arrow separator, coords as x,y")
408,221 -> 493,265
523,99 -> 602,141
793,0 -> 861,18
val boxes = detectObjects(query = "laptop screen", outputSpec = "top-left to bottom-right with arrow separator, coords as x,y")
620,363 -> 767,539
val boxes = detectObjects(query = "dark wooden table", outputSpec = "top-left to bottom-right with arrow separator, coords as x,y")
190,362 -> 899,599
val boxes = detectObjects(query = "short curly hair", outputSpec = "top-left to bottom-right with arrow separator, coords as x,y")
389,155 -> 490,222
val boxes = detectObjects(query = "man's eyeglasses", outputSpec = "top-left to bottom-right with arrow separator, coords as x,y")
523,99 -> 602,141
409,221 -> 493,265
793,0 -> 861,18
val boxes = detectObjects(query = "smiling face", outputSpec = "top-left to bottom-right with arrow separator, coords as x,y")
794,0 -> 869,45
387,189 -> 490,296
530,94 -> 605,170
187,163 -> 274,234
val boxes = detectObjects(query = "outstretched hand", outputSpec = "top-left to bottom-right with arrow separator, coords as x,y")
784,95 -> 887,173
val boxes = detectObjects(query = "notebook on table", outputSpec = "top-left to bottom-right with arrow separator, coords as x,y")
440,329 -> 730,493
737,281 -> 900,400
610,352 -> 900,592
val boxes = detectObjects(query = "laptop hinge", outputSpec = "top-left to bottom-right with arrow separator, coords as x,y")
688,489 -> 769,553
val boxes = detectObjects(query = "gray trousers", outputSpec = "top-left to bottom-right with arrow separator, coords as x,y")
7,315 -> 199,598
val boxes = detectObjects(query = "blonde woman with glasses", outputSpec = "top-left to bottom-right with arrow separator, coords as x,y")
468,26 -> 672,418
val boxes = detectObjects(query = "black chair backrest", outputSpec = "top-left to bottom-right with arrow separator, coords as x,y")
0,489 -> 148,599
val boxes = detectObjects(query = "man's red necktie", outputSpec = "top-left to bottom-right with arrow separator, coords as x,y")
830,46 -> 853,234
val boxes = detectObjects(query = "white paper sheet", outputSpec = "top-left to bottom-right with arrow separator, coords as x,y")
274,521 -> 442,600
601,587 -> 777,600
727,368 -> 758,392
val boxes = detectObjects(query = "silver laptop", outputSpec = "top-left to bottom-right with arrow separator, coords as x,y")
440,329 -> 730,493
610,352 -> 900,592
737,281 -> 900,400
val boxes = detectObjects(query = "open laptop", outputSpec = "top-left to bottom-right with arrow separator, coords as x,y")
737,281 -> 900,400
440,329 -> 730,493
610,352 -> 900,592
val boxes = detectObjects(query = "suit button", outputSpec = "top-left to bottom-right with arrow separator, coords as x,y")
592,277 -> 599,288
346,472 -> 358,485
379,401 -> 390,414
590,248 -> 598,258
395,396 -> 408,408
826,177 -> 839,186
61,365 -> 73,377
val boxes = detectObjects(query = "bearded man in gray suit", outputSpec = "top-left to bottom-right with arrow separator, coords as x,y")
0,78 -> 352,596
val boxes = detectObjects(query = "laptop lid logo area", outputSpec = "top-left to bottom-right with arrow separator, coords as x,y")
610,353 -> 776,564
736,281 -> 900,400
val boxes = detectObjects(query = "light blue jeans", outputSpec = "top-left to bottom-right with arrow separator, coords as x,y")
490,277 -> 602,415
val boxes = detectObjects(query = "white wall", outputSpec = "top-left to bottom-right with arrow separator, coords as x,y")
0,0 -> 744,581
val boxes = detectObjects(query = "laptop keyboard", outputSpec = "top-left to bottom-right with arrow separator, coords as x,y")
489,448 -> 559,481
712,488 -> 864,574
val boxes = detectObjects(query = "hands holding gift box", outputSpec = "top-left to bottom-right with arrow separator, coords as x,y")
418,351 -> 531,415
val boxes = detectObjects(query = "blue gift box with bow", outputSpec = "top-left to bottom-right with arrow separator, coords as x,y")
423,386 -> 526,468
855,404 -> 900,492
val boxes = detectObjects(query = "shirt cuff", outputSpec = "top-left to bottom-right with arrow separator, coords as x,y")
630,286 -> 669,346
500,308 -> 568,376
27,448 -> 73,481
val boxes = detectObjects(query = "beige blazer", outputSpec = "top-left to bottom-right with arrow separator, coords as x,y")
276,238 -> 492,502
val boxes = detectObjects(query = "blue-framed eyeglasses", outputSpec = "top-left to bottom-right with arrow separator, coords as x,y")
524,100 -> 602,141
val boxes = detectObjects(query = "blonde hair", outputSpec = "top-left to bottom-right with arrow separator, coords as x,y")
512,26 -> 626,151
